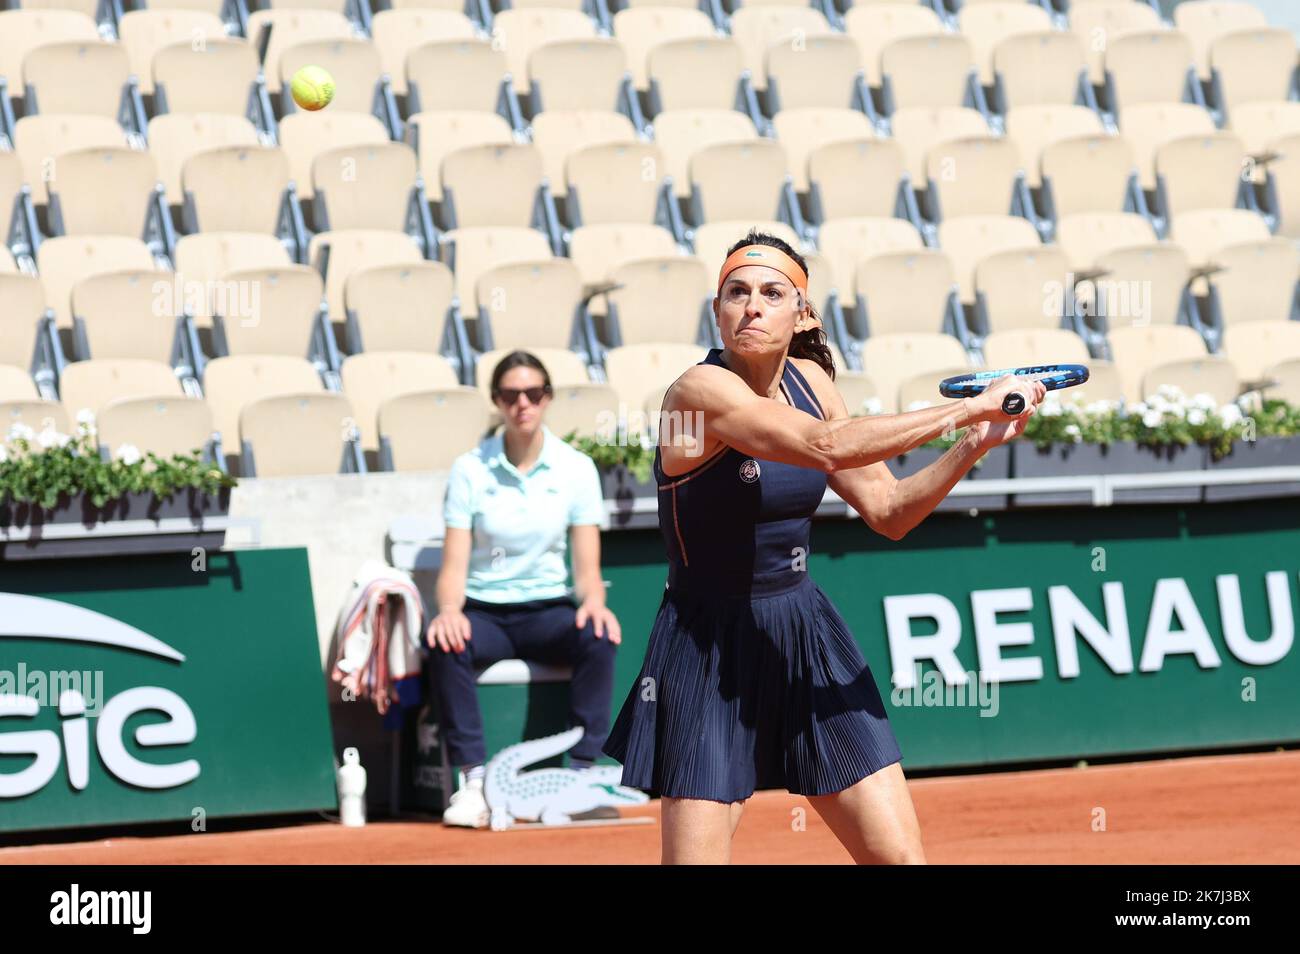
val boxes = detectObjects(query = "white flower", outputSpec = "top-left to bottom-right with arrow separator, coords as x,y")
1064,423 -> 1082,442
1187,408 -> 1207,426
7,422 -> 34,442
1193,393 -> 1217,412
1040,401 -> 1063,417
906,400 -> 933,412
1164,402 -> 1185,420
1219,404 -> 1243,427
862,397 -> 884,416
36,427 -> 69,450
76,408 -> 96,433
117,444 -> 142,465
0,445 -> 6,463
1142,410 -> 1163,428
1156,383 -> 1186,402
1085,400 -> 1119,417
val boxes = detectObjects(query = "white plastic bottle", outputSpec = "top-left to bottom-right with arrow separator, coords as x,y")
337,747 -> 367,827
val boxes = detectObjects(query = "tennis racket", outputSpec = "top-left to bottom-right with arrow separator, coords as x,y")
939,364 -> 1090,416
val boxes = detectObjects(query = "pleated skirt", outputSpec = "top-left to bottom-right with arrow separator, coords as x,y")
601,571 -> 903,804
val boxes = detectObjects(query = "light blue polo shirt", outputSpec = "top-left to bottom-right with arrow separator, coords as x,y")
443,426 -> 609,604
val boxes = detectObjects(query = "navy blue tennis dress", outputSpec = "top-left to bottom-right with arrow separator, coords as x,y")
601,348 -> 903,803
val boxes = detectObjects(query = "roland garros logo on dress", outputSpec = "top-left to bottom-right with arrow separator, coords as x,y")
739,459 -> 761,483
0,594 -> 199,798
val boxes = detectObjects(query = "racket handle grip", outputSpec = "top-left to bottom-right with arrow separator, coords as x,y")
1001,391 -> 1027,416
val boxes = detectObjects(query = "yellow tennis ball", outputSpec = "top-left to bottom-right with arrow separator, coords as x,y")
291,65 -> 335,112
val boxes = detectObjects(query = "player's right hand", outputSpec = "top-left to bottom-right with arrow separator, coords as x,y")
427,610 -> 472,654
976,374 -> 1046,422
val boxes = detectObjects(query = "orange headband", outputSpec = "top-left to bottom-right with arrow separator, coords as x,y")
717,245 -> 809,296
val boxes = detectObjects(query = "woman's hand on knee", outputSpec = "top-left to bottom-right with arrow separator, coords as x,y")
575,599 -> 622,644
427,610 -> 472,653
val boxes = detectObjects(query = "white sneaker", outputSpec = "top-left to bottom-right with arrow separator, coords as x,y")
442,773 -> 489,829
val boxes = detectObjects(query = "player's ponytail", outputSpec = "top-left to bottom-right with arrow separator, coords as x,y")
724,230 -> 837,381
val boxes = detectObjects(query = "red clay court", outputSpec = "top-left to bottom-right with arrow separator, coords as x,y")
5,750 -> 1297,865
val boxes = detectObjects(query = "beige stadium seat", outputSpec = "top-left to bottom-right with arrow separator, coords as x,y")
1210,239 -> 1300,327
491,8 -> 597,96
340,350 -> 460,451
1268,133 -> 1300,238
859,332 -> 970,414
406,40 -> 510,115
1143,356 -> 1239,405
118,9 -> 226,96
528,38 -> 631,113
182,145 -> 290,233
689,139 -> 791,226
69,269 -> 182,364
246,9 -> 354,97
532,112 -> 639,203
766,35 -> 864,112
0,12 -> 99,94
369,9 -> 477,97
1054,211 -> 1159,271
440,143 -> 545,229
566,223 -> 680,287
564,140 -> 663,225
603,342 -> 706,416
0,365 -> 37,402
1210,29 -> 1299,114
153,39 -> 262,117
1044,360 -> 1124,408
202,353 -> 323,449
644,37 -> 747,113
0,274 -> 53,373
97,395 -> 215,460
817,218 -> 924,299
148,113 -> 260,207
889,106 -> 990,183
652,108 -> 759,199
1229,101 -> 1300,169
0,399 -> 72,434
279,111 -> 389,202
46,147 -> 160,238
854,249 -> 959,338
974,245 -> 1072,333
925,136 -> 1026,221
1040,133 -> 1137,219
406,110 -> 514,203
1104,30 -> 1198,111
993,31 -> 1088,110
1174,0 -> 1269,80
1093,243 -> 1193,329
543,382 -> 622,440
474,259 -> 584,352
691,221 -> 803,281
880,33 -> 978,111
213,264 -> 324,358
0,249 -> 15,274
1070,1 -> 1165,89
605,258 -> 711,346
772,109 -> 875,196
345,260 -> 456,354
22,41 -> 132,120
1107,324 -> 1207,402
36,235 -> 157,327
844,3 -> 945,90
173,233 -> 293,321
1168,208 -> 1270,270
278,39 -> 386,116
59,358 -> 183,417
439,225 -> 553,316
12,113 -> 126,206
239,392 -> 358,477
1154,131 -> 1246,216
728,6 -> 833,94
1005,105 -> 1106,190
378,387 -> 492,471
308,228 -> 423,322
937,213 -> 1041,303
806,137 -> 907,222
957,1 -> 1053,87
312,141 -> 418,232
473,345 -> 588,398
612,6 -> 714,93
1264,357 -> 1300,404
982,328 -> 1090,370
803,248 -> 836,315
897,365 -> 973,411
1221,321 -> 1300,384
0,150 -> 24,237
836,371 -> 879,417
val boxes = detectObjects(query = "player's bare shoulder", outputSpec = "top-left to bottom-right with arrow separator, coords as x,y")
662,359 -> 746,414
788,354 -> 848,420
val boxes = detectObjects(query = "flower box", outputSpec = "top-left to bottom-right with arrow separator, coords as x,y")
885,445 -> 1011,512
0,487 -> 232,529
1203,437 -> 1300,502
1011,442 -> 1207,507
599,463 -> 657,503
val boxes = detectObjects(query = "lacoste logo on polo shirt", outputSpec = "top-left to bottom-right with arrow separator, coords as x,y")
739,459 -> 760,483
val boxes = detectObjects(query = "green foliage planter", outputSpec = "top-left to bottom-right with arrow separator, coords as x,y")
1203,437 -> 1300,502
0,486 -> 233,530
886,444 -> 1010,511
563,430 -> 657,502
1011,441 -> 1208,507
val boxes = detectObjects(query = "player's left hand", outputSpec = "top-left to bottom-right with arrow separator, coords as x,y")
970,400 -> 1039,450
576,599 -> 622,644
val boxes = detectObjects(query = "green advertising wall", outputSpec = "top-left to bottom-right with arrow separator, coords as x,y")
599,500 -> 1300,770
0,548 -> 337,833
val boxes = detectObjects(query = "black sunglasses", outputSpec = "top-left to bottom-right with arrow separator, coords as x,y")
493,385 -> 551,406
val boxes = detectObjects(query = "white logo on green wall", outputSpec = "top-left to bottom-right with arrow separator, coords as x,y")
0,594 -> 200,799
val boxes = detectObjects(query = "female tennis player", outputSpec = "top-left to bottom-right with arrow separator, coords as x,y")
601,230 -> 1046,864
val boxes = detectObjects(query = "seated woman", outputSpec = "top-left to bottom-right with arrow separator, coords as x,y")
427,350 -> 621,828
